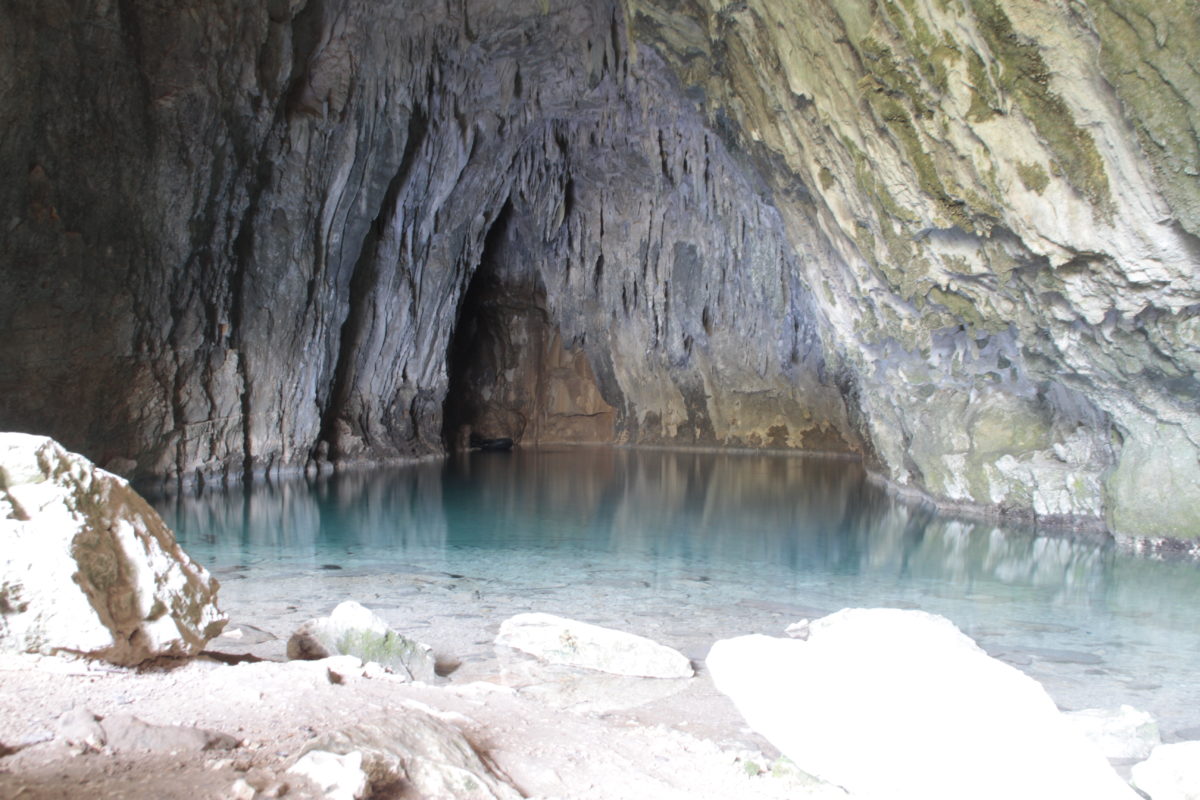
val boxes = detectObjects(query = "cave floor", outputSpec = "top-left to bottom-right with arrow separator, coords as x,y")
5,448 -> 1200,798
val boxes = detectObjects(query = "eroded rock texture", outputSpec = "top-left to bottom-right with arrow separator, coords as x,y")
1,0 -> 1197,538
627,0 -> 1200,537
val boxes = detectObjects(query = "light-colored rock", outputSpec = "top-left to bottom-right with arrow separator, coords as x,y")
784,619 -> 810,639
496,650 -> 690,713
494,618 -> 696,681
496,612 -> 693,678
1131,741 -> 1200,800
300,707 -> 522,800
56,707 -> 238,754
0,434 -> 226,665
707,608 -> 1139,800
229,778 -> 257,800
56,707 -> 106,752
99,712 -> 239,753
287,600 -> 435,682
289,750 -> 368,800
1064,705 -> 1161,761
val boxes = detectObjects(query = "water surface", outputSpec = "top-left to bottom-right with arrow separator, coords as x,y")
155,446 -> 1200,740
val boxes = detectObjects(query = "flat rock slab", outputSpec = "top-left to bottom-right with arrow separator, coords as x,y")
57,707 -> 238,753
496,612 -> 693,678
707,608 -> 1139,800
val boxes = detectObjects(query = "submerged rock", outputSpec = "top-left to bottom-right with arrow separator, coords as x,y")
287,600 -> 435,682
0,433 -> 226,665
496,612 -> 693,678
707,608 -> 1138,800
1131,741 -> 1200,800
1064,705 -> 1161,761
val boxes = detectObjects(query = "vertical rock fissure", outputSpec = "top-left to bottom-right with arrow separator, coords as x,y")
318,108 -> 429,461
442,198 -> 517,449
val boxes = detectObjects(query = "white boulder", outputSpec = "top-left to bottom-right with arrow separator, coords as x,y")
287,600 -> 436,682
1064,705 -> 1161,760
496,612 -> 693,678
0,433 -> 226,664
706,608 -> 1139,800
1131,741 -> 1200,800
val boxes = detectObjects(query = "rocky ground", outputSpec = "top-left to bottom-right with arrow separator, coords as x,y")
0,602 -> 821,800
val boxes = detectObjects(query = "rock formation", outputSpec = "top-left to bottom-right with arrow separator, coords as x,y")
287,600 -> 437,682
0,1 -> 1196,539
0,433 -> 226,664
707,608 -> 1140,800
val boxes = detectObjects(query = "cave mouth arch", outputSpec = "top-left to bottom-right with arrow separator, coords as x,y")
442,200 -> 616,451
441,199 -> 544,450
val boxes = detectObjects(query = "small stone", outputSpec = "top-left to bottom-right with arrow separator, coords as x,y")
246,768 -> 289,797
784,620 -> 810,640
288,750 -> 368,800
56,707 -> 106,752
260,779 -> 289,798
230,778 -> 257,800
324,654 -> 364,685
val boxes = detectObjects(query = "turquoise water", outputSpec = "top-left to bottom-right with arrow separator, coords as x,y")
154,446 -> 1200,740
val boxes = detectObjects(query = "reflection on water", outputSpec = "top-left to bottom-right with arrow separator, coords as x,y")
159,448 -> 1118,600
155,446 -> 1200,738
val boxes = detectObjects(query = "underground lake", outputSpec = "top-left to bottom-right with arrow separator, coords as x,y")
151,446 -> 1200,744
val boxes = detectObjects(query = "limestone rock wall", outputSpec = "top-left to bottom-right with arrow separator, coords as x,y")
1,0 -> 1196,538
627,0 -> 1200,537
0,0 -> 854,489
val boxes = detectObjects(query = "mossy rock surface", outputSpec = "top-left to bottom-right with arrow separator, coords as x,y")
287,600 -> 437,681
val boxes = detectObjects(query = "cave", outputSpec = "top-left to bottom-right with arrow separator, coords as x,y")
3,1 -> 1200,797
442,200 -> 521,449
443,199 -> 616,452
2,0 -> 1198,534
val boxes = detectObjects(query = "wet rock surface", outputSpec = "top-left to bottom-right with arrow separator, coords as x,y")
0,0 -> 1197,538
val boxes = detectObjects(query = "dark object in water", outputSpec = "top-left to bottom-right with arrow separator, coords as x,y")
468,433 -> 514,451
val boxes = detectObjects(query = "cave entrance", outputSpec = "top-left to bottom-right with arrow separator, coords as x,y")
442,201 -> 615,451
